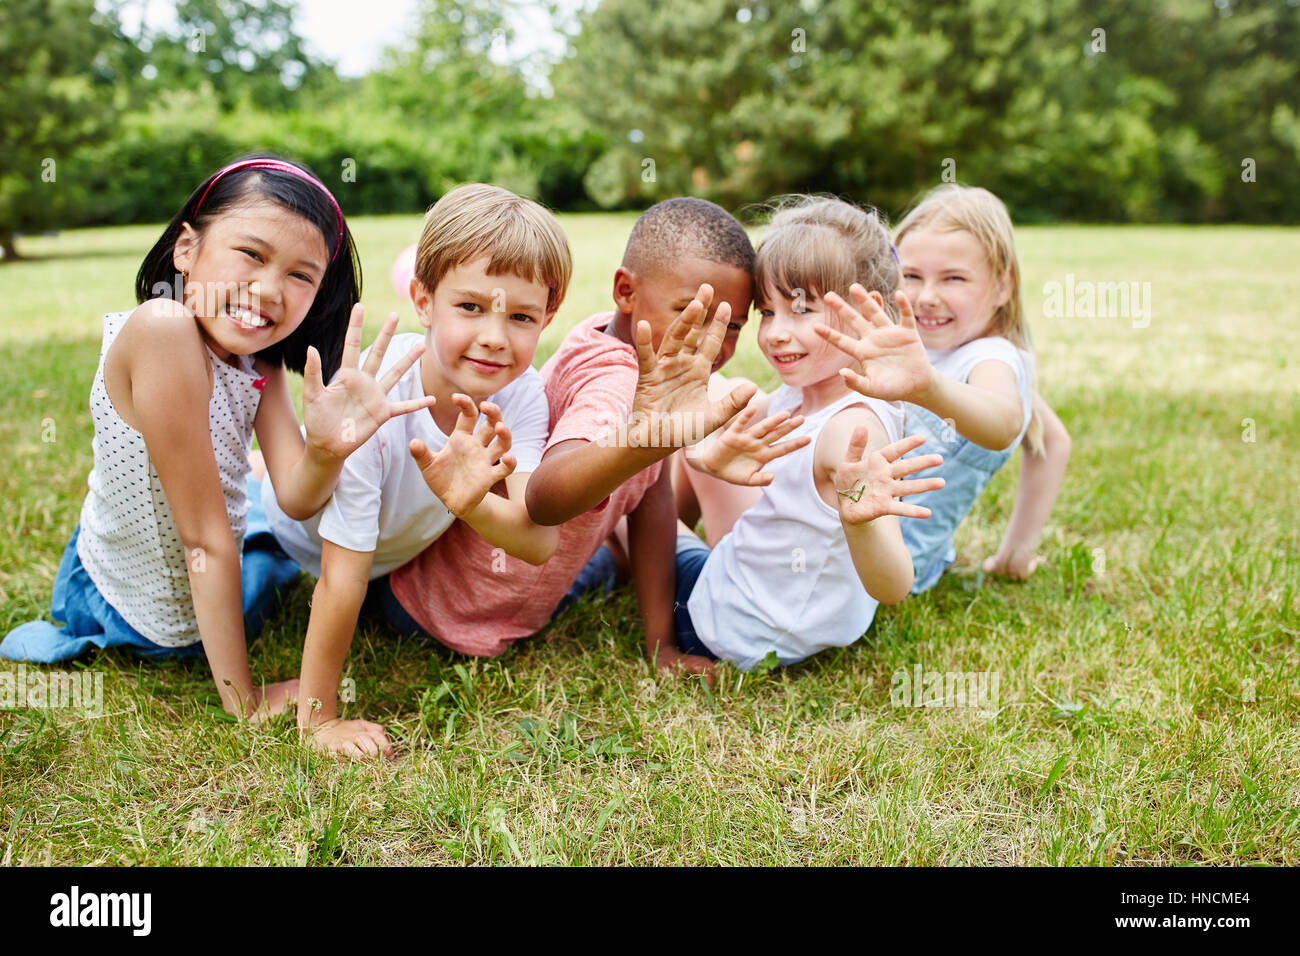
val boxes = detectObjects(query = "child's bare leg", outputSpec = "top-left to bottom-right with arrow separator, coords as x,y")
249,449 -> 267,481
671,450 -> 702,530
985,392 -> 1071,579
605,516 -> 631,585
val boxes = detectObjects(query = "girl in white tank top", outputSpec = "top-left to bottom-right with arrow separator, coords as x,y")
673,196 -> 946,671
2,156 -> 434,720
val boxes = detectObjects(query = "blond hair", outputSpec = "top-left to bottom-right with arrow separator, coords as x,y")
414,183 -> 572,315
895,184 -> 1043,453
754,195 -> 900,325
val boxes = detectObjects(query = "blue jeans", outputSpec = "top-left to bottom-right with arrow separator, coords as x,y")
671,534 -> 717,660
1,476 -> 301,663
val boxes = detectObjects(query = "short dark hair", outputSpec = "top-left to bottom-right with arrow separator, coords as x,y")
621,197 -> 755,280
134,153 -> 361,382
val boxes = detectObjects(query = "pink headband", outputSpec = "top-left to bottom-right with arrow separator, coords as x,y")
194,159 -> 345,263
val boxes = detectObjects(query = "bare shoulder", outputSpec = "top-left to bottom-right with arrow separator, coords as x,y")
816,402 -> 886,466
114,300 -> 212,401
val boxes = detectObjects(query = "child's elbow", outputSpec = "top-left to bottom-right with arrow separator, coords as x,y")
876,582 -> 911,605
870,568 -> 914,605
519,531 -> 560,566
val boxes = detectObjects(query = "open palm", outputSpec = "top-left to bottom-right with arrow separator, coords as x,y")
697,406 -> 810,486
410,395 -> 515,518
835,431 -> 946,526
817,286 -> 933,403
303,305 -> 436,459
631,284 -> 756,446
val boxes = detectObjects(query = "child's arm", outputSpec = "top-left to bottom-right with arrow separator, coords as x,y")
112,303 -> 295,717
298,540 -> 394,759
985,393 -> 1071,579
409,395 -> 559,565
818,410 -> 945,604
525,286 -> 756,526
818,287 -> 1024,451
257,307 -> 435,520
626,467 -> 717,683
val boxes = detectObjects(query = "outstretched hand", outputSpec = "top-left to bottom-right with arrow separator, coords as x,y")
816,286 -> 934,403
696,406 -> 810,486
630,284 -> 756,449
410,394 -> 516,518
303,305 -> 437,459
834,431 -> 945,526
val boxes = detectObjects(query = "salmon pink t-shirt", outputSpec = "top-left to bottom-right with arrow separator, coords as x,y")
388,313 -> 662,657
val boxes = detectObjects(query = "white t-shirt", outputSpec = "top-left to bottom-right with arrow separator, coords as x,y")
687,387 -> 906,670
263,333 -> 548,578
926,336 -> 1034,446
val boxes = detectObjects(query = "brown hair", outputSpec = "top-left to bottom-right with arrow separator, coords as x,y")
895,184 -> 1042,452
414,183 -> 572,315
753,195 -> 899,325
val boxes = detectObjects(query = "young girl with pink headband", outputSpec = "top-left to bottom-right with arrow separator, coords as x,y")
3,154 -> 434,720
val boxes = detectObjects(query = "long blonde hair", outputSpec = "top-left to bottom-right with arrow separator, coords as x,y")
895,184 -> 1043,453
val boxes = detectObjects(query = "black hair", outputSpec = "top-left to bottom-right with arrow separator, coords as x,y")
621,197 -> 756,279
134,153 -> 361,381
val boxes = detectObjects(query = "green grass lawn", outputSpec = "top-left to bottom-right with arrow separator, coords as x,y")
1,216 -> 1296,865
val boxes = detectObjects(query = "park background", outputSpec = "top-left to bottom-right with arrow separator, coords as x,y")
0,0 -> 1297,865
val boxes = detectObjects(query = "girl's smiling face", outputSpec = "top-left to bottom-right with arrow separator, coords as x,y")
173,201 -> 329,363
756,284 -> 849,388
897,227 -> 1008,351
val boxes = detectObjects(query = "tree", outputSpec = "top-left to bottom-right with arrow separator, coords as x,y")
133,0 -> 336,112
0,0 -> 122,260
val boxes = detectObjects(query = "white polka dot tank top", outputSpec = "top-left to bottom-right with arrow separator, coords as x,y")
76,310 -> 263,647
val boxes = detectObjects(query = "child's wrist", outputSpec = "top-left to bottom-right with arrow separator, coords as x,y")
914,366 -> 942,408
297,693 -> 337,729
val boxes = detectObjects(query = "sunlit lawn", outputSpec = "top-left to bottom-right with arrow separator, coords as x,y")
0,215 -> 1296,865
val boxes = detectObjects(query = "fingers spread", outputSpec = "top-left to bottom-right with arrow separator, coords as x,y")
896,291 -> 917,330
814,323 -> 863,356
634,319 -> 656,375
718,380 -> 758,421
340,304 -> 365,370
409,438 -> 435,469
844,425 -> 869,463
891,502 -> 933,519
839,367 -> 871,395
302,345 -> 323,396
378,339 -> 423,393
879,433 -> 928,463
695,301 -> 732,363
893,476 -> 945,498
363,312 -> 401,378
891,451 -> 943,477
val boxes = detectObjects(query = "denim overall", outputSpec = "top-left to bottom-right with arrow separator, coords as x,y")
897,404 -> 1018,594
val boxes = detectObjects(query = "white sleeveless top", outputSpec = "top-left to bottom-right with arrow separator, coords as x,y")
76,310 -> 263,647
687,386 -> 904,670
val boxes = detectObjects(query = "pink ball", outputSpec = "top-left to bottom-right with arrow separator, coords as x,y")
390,243 -> 418,299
